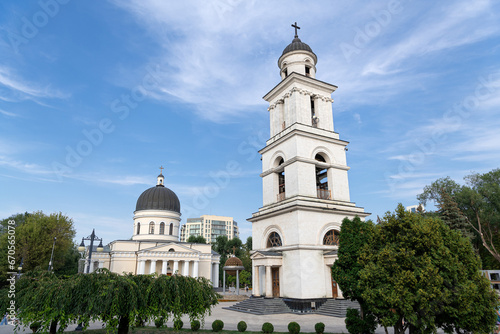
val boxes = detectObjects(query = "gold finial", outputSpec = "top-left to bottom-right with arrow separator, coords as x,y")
159,166 -> 164,175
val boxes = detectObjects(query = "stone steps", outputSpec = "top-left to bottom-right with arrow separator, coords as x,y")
223,297 -> 292,315
315,299 -> 361,317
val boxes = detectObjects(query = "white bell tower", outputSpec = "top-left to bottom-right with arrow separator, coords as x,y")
249,24 -> 368,304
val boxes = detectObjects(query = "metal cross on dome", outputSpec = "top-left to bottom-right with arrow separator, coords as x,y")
292,22 -> 300,38
159,166 -> 164,174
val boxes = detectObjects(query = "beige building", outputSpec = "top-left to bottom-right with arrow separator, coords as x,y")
180,215 -> 239,244
85,172 -> 220,286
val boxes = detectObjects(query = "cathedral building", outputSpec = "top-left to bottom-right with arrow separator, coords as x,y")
88,172 -> 220,285
249,25 -> 368,304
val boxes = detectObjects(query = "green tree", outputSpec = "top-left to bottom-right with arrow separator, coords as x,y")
187,235 -> 207,244
15,271 -> 76,334
418,169 -> 500,266
332,217 -> 376,334
358,204 -> 498,334
0,211 -> 77,288
245,236 -> 252,251
437,190 -> 472,239
14,270 -> 219,334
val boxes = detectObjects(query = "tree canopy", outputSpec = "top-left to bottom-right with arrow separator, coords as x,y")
418,168 -> 500,267
356,204 -> 498,334
13,270 -> 219,334
187,235 -> 207,244
332,217 -> 376,333
0,211 -> 77,287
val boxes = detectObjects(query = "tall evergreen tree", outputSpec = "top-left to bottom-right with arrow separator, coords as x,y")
437,190 -> 473,240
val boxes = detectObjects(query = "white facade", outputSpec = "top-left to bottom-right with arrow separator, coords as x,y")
180,215 -> 239,243
249,31 -> 368,300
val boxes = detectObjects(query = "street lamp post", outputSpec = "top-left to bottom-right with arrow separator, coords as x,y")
48,237 -> 57,272
78,229 -> 104,274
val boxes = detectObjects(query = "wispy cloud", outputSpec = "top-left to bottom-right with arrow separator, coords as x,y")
0,108 -> 18,117
0,66 -> 68,101
362,0 -> 499,75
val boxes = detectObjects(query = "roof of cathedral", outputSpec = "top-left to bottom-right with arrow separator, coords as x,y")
282,37 -> 315,56
135,184 -> 181,213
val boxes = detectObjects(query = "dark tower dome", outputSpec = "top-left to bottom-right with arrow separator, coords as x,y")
135,173 -> 180,213
282,37 -> 315,56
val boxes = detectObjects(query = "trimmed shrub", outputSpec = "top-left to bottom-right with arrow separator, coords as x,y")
288,321 -> 300,334
212,319 -> 224,332
237,321 -> 247,332
314,322 -> 325,334
191,320 -> 201,331
174,319 -> 183,330
262,322 -> 274,333
155,317 -> 164,328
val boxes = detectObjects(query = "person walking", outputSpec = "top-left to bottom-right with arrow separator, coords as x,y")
0,313 -> 8,325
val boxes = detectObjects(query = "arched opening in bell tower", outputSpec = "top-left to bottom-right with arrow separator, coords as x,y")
276,157 -> 286,201
315,154 -> 330,199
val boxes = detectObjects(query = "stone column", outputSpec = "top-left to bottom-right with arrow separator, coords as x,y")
193,260 -> 199,278
265,266 -> 272,298
253,265 -> 260,297
173,260 -> 179,274
150,260 -> 157,274
138,260 -> 145,275
236,270 -> 240,295
183,260 -> 190,276
214,263 -> 219,288
161,260 -> 168,275
223,270 -> 226,293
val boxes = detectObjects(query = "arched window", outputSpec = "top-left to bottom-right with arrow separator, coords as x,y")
136,223 -> 141,235
277,158 -> 285,201
149,222 -> 155,234
168,248 -> 175,252
323,230 -> 340,246
159,222 -> 165,235
267,232 -> 282,248
315,154 -> 330,199
169,223 -> 173,235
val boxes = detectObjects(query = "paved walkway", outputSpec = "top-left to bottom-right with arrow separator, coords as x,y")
0,301 -> 389,333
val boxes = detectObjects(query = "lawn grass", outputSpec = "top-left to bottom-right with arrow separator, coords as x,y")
79,326 -> 334,334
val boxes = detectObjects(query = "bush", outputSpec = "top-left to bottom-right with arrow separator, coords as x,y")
345,308 -> 376,334
191,320 -> 201,331
262,322 -> 274,333
212,319 -> 224,332
155,317 -> 164,328
288,321 -> 300,334
237,321 -> 247,332
30,322 -> 41,333
314,322 -> 325,334
174,319 -> 183,330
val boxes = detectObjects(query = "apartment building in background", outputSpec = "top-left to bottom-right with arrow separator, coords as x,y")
180,215 -> 239,244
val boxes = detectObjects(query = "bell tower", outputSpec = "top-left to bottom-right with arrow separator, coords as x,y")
249,24 -> 368,303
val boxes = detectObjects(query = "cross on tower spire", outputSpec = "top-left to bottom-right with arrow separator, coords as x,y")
159,166 -> 164,175
291,22 -> 300,38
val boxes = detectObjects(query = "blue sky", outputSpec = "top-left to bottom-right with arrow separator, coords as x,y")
1,0 -> 499,244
